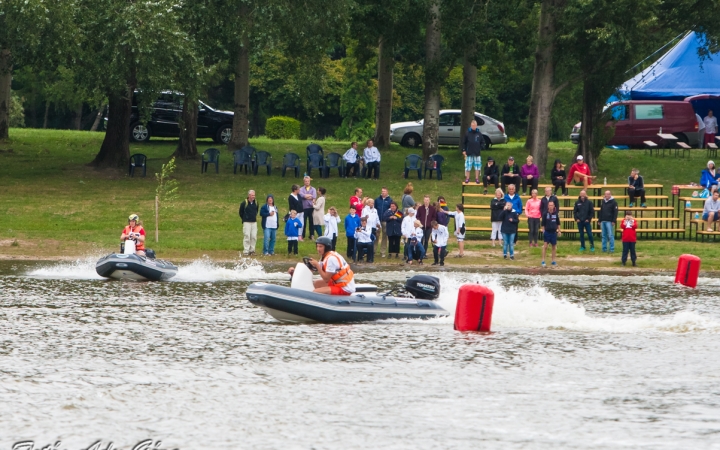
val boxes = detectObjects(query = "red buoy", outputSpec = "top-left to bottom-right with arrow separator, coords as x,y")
454,284 -> 494,332
675,254 -> 701,288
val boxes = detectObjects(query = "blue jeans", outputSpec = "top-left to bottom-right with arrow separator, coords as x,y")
263,228 -> 277,255
577,221 -> 594,248
502,233 -> 515,256
600,221 -> 614,252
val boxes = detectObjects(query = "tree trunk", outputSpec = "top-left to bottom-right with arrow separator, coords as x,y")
90,105 -> 106,131
524,0 -> 564,176
0,48 -> 11,140
91,88 -> 132,168
43,100 -> 50,129
74,103 -> 83,130
230,11 -> 251,151
577,81 -> 606,173
422,0 -> 442,160
174,96 -> 199,159
374,36 -> 394,149
459,51 -> 477,151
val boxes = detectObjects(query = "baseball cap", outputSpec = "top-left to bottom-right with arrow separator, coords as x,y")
577,155 -> 584,160
508,156 -> 514,160
407,208 -> 416,214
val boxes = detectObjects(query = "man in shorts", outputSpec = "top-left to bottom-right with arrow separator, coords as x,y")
462,119 -> 484,184
541,202 -> 561,267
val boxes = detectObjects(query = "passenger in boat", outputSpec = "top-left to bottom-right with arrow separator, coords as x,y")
121,214 -> 146,257
307,236 -> 356,295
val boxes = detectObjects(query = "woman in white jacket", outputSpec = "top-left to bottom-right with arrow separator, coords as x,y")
401,207 -> 417,243
361,198 -> 381,245
312,187 -> 326,238
323,206 -> 341,251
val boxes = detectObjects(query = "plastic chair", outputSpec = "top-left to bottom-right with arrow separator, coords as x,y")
404,154 -> 423,179
424,154 -> 445,180
282,153 -> 301,178
325,152 -> 344,178
307,153 -> 326,178
128,153 -> 147,177
306,143 -> 324,160
254,151 -> 272,175
233,146 -> 256,174
201,148 -> 220,174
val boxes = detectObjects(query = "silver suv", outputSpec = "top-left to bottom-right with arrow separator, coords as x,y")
390,109 -> 508,148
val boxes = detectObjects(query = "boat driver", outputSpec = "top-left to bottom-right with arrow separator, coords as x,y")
307,236 -> 356,295
120,214 -> 146,256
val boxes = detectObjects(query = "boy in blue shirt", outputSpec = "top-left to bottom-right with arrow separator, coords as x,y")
344,207 -> 361,259
284,210 -> 302,255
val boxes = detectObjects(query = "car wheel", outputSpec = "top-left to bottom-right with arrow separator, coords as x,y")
484,136 -> 492,149
401,133 -> 421,148
130,122 -> 150,142
215,125 -> 233,144
674,133 -> 689,145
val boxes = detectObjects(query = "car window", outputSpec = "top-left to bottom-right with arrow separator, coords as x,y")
635,104 -> 663,120
439,114 -> 455,126
473,115 -> 486,126
611,105 -> 629,121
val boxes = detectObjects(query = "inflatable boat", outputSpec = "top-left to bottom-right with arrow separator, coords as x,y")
245,261 -> 448,323
95,240 -> 178,281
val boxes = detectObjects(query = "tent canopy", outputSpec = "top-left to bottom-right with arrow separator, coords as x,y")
618,32 -> 720,101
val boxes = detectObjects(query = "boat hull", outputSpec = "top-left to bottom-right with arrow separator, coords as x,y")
246,282 -> 448,324
95,253 -> 178,281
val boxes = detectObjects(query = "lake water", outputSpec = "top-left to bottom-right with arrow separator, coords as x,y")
1,257 -> 719,449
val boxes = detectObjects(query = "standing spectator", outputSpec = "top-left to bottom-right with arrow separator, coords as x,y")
703,190 -> 720,231
620,211 -> 638,267
355,217 -> 375,263
239,190 -> 258,256
520,155 -> 540,195
299,175 -> 317,240
628,168 -> 646,207
501,156 -> 521,193
284,210 -> 302,255
288,184 -> 303,237
573,189 -> 595,252
343,142 -> 360,177
323,206 -> 341,251
362,199 -> 381,243
375,187 -> 393,258
504,184 -> 523,214
401,207 -> 417,258
344,207 -> 360,259
436,196 -> 449,227
551,159 -> 567,195
541,202 -> 561,267
599,190 -> 619,253
482,157 -> 499,194
383,202 -> 403,259
416,195 -> 437,249
363,139 -> 381,179
490,189 -> 506,247
697,112 -> 706,146
700,161 -> 719,192
430,221 -> 449,266
567,155 -> 596,188
540,187 -> 560,217
259,194 -> 278,256
350,187 -> 365,216
448,204 -> 466,257
500,203 -> 519,260
401,183 -> 415,212
462,119 -> 485,184
525,189 -> 542,247
703,110 -> 718,148
312,187 -> 326,238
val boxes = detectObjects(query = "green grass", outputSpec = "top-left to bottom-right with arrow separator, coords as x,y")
0,128 -> 717,271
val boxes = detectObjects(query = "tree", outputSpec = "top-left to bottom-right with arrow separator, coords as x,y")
335,42 -> 376,141
421,0 -> 442,160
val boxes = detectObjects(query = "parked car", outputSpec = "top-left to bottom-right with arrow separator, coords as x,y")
114,91 -> 235,144
569,100 -> 699,147
390,109 -> 508,148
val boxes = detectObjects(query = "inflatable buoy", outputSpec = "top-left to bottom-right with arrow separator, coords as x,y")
454,284 -> 494,332
674,254 -> 701,288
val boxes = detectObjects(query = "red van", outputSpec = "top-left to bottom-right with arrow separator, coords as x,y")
570,100 -> 698,147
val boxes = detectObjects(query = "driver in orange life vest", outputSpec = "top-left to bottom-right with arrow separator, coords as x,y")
307,236 -> 356,295
121,214 -> 146,256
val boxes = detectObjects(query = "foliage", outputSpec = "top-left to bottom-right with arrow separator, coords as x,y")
156,157 -> 179,209
265,116 -> 301,139
335,42 -> 376,141
9,92 -> 24,128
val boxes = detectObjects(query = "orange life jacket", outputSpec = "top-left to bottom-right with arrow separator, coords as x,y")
322,251 -> 354,288
123,225 -> 146,251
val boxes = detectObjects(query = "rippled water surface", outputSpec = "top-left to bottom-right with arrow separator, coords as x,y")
1,258 -> 719,449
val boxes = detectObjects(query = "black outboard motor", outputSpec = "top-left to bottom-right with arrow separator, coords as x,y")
405,275 -> 440,300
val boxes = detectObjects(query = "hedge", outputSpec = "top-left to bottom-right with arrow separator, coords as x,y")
266,116 -> 301,139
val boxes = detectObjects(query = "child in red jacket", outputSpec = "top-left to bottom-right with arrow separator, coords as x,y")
621,211 -> 637,266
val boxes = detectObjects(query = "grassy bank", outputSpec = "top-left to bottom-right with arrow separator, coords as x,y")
0,128 -> 717,271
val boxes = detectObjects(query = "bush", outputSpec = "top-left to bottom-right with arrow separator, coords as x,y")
265,116 -> 301,139
10,92 -> 25,128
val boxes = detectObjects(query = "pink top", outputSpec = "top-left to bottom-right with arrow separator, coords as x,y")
525,198 -> 542,219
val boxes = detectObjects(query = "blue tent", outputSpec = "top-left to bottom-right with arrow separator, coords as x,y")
618,32 -> 720,101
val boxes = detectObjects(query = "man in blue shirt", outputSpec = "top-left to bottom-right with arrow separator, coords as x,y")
374,187 -> 393,258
